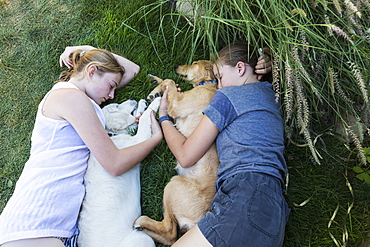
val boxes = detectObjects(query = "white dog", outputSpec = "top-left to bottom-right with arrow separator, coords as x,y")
77,97 -> 161,247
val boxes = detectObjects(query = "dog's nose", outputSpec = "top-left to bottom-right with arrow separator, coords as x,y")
174,65 -> 178,71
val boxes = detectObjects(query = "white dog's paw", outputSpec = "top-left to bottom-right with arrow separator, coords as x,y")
103,99 -> 138,135
147,97 -> 161,113
134,99 -> 147,118
134,98 -> 161,140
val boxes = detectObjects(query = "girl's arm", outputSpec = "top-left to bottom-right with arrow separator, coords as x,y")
47,88 -> 162,176
159,88 -> 219,168
113,53 -> 140,87
59,45 -> 140,87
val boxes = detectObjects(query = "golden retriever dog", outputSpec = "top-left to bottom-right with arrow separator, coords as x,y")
134,60 -> 219,245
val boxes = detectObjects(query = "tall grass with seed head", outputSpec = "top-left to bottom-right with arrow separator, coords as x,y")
1,0 -> 370,246
130,0 -> 370,166
119,1 -> 370,246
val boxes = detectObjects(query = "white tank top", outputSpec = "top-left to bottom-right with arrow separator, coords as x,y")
0,82 -> 105,244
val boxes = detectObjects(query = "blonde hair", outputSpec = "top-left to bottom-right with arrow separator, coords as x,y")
216,42 -> 259,70
58,49 -> 124,82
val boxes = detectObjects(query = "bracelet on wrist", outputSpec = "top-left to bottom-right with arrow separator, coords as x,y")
158,115 -> 174,124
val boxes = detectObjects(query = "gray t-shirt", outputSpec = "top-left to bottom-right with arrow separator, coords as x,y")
203,81 -> 286,189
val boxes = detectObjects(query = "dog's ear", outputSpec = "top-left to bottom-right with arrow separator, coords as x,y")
205,66 -> 215,79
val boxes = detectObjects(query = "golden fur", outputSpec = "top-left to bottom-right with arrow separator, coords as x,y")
134,60 -> 219,245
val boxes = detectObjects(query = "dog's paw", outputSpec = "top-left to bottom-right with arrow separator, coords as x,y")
148,74 -> 163,85
149,75 -> 158,85
147,92 -> 161,101
147,75 -> 165,101
147,97 -> 161,113
147,88 -> 163,101
134,99 -> 147,118
133,215 -> 150,231
133,222 -> 143,231
134,225 -> 143,231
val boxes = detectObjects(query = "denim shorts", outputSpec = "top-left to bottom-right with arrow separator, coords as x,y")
198,172 -> 290,247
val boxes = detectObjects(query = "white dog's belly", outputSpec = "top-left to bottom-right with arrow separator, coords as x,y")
78,98 -> 160,247
79,158 -> 142,246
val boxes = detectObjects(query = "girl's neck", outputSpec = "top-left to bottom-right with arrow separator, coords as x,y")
242,74 -> 259,85
68,77 -> 86,92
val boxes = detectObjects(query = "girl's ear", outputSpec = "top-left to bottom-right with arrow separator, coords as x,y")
236,61 -> 246,76
87,65 -> 97,78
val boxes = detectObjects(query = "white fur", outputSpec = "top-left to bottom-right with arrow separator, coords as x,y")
103,99 -> 138,135
77,97 -> 161,247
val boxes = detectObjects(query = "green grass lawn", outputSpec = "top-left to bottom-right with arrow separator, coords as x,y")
1,0 -> 369,246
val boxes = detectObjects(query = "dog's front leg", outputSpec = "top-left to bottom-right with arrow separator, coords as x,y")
133,99 -> 147,118
160,79 -> 182,118
147,74 -> 165,100
135,97 -> 161,142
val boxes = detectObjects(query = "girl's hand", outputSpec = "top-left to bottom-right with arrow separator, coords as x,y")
150,111 -> 163,139
176,84 -> 182,93
159,86 -> 169,117
59,45 -> 94,68
255,53 -> 272,81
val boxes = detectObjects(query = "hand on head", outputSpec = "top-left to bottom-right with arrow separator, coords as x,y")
255,54 -> 272,81
59,46 -> 94,68
59,47 -> 75,68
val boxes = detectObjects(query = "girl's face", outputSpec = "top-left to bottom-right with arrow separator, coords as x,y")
86,68 -> 122,105
212,60 -> 241,88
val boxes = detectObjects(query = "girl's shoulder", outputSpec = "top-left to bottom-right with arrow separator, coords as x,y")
49,82 -> 87,101
48,86 -> 85,102
42,83 -> 92,120
52,81 -> 79,90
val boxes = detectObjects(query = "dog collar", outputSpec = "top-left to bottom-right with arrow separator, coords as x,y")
199,80 -> 217,85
